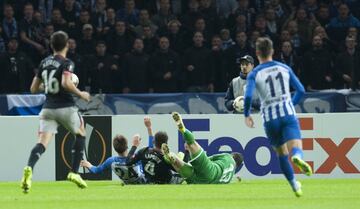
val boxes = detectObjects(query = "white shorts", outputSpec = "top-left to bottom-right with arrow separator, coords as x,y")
39,107 -> 83,134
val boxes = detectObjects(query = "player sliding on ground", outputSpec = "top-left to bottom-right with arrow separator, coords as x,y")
81,134 -> 146,184
21,31 -> 90,193
81,117 -> 183,184
243,37 -> 312,197
161,112 -> 243,184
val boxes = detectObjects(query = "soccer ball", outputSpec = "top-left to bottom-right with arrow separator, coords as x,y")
233,96 -> 244,112
71,73 -> 79,87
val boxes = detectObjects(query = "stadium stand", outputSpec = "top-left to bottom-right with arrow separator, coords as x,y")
0,0 -> 359,94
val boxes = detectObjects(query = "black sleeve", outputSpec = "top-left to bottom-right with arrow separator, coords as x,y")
125,146 -> 137,164
126,147 -> 146,165
224,81 -> 235,111
36,60 -> 44,79
128,146 -> 137,156
63,60 -> 75,73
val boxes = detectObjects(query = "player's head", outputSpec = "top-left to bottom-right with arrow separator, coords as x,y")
50,30 -> 69,53
240,55 -> 254,76
255,37 -> 274,61
113,134 -> 128,154
154,131 -> 168,149
232,152 -> 244,169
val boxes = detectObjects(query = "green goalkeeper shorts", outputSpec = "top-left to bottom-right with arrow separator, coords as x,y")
186,149 -> 222,184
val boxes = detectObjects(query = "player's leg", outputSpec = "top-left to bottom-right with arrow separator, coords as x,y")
21,132 -> 54,193
283,118 -> 312,176
274,144 -> 302,197
172,112 -> 219,183
71,122 -> 86,174
21,109 -> 58,193
59,107 -> 87,188
265,119 -> 302,197
287,139 -> 312,176
26,132 -> 53,170
172,112 -> 201,155
161,143 -> 194,179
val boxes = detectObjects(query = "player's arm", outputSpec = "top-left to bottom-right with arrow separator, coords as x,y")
289,69 -> 305,105
62,72 -> 90,101
126,148 -> 146,165
30,76 -> 44,94
126,135 -> 142,164
224,81 -> 235,111
244,72 -> 256,117
127,146 -> 137,160
244,72 -> 256,128
81,157 -> 115,174
30,63 -> 44,94
61,61 -> 90,102
144,116 -> 154,148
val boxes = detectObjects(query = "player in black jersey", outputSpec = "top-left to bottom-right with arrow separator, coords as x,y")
21,31 -> 91,193
127,130 -> 182,184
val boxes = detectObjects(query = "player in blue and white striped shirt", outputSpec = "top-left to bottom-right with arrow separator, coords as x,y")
80,134 -> 146,185
243,37 -> 312,197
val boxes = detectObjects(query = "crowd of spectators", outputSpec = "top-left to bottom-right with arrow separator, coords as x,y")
0,0 -> 360,94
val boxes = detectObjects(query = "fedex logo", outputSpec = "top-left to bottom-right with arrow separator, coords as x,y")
177,118 -> 359,176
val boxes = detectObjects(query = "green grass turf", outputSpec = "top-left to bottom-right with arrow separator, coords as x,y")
1,179 -> 359,209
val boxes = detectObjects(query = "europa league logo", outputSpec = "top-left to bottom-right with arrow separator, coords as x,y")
60,123 -> 106,173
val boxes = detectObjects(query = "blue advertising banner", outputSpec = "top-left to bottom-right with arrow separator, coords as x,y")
0,91 -> 356,116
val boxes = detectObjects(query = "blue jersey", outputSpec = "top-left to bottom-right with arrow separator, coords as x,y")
244,61 -> 304,122
89,156 -> 145,184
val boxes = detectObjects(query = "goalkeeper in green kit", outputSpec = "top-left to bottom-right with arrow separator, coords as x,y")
161,112 -> 244,184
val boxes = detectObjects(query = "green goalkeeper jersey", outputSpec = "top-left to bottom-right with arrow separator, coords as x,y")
186,152 -> 236,184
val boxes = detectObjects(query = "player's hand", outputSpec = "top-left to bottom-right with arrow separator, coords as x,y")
144,117 -> 152,129
132,134 -> 141,147
245,116 -> 254,128
80,91 -> 91,102
80,160 -> 92,168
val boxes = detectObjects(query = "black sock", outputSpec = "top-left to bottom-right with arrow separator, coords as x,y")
71,135 -> 85,173
27,143 -> 46,169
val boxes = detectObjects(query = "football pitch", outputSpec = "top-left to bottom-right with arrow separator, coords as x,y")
1,179 -> 359,209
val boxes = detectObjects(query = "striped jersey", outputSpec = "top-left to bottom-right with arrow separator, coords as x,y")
244,61 -> 304,122
89,156 -> 145,184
